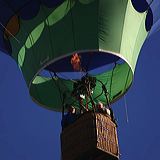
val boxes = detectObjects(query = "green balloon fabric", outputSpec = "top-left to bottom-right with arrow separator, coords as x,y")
9,0 -> 148,111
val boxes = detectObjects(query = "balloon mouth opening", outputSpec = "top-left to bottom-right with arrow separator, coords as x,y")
30,50 -> 133,112
38,51 -> 125,80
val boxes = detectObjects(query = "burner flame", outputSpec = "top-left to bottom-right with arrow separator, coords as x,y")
71,53 -> 81,71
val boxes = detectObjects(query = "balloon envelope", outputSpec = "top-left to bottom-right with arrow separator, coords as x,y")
0,0 -> 160,111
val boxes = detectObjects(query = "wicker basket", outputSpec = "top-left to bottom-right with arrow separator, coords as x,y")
61,112 -> 119,160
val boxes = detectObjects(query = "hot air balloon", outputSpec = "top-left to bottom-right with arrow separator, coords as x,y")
0,0 -> 160,159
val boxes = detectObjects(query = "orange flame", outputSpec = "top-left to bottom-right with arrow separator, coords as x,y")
71,53 -> 81,71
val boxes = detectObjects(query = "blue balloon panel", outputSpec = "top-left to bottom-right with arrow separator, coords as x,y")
45,51 -> 120,79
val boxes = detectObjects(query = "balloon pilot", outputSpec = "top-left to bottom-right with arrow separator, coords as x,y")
61,104 -> 77,130
61,74 -> 117,129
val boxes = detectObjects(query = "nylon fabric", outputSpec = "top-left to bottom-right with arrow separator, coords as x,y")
2,0 -> 154,111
